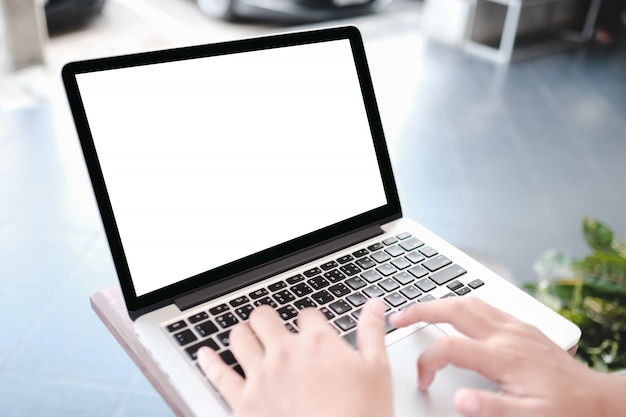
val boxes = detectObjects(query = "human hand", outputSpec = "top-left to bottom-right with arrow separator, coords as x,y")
389,297 -> 612,417
198,298 -> 393,417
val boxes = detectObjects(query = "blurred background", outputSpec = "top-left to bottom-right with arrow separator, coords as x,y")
1,0 -> 625,415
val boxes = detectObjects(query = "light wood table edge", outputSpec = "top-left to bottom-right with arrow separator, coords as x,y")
90,286 -> 194,417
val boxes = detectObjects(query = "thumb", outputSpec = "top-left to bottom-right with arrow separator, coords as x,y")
454,388 -> 536,417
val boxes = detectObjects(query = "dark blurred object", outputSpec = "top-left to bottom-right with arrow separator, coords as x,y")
196,0 -> 392,22
45,0 -> 107,34
594,0 -> 625,43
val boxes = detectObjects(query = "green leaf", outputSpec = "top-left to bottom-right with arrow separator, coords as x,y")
582,216 -> 621,254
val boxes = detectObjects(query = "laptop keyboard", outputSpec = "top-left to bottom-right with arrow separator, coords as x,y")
164,232 -> 485,379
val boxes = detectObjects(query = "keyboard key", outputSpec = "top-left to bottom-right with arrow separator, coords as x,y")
415,278 -> 436,292
384,292 -> 407,307
418,294 -> 436,302
320,261 -> 338,271
367,242 -> 384,251
307,276 -> 330,290
209,303 -> 229,315
430,265 -> 467,285
400,285 -> 422,299
273,289 -> 296,305
174,329 -> 197,346
319,306 -> 335,320
399,237 -> 424,251
346,292 -> 367,307
329,299 -> 352,315
397,232 -> 411,240
277,305 -> 298,321
371,251 -> 391,263
343,330 -> 358,347
294,297 -> 317,310
385,245 -> 405,257
285,322 -> 299,333
419,246 -> 438,258
423,255 -> 452,272
352,249 -> 369,258
286,274 -> 305,285
351,308 -> 363,320
376,264 -> 397,276
337,254 -> 354,264
329,283 -> 351,297
253,297 -> 278,308
345,276 -> 367,290
334,315 -> 357,332
230,296 -> 249,307
195,320 -> 219,337
188,311 -> 209,324
382,237 -> 398,245
234,304 -> 255,321
216,330 -> 231,347
324,269 -> 346,283
304,267 -> 322,277
405,251 -> 425,264
233,364 -> 245,378
384,314 -> 397,333
216,312 -> 239,329
356,257 -> 376,270
268,281 -> 287,292
249,288 -> 269,300
468,279 -> 485,289
441,292 -> 457,299
393,271 -> 414,285
219,350 -> 237,365
361,270 -> 382,283
311,289 -> 334,305
185,338 -> 219,360
379,278 -> 400,292
391,257 -> 411,270
363,285 -> 385,298
446,280 -> 463,291
166,320 -> 186,332
455,286 -> 471,296
408,265 -> 429,278
340,263 -> 361,276
291,282 -> 313,297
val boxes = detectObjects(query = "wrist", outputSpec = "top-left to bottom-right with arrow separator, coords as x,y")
588,369 -> 626,417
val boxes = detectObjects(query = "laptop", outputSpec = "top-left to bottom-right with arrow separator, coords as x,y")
62,26 -> 580,417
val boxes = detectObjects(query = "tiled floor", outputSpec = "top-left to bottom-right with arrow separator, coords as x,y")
1,0 -> 625,415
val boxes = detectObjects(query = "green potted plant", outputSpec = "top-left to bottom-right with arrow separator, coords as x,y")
527,216 -> 626,371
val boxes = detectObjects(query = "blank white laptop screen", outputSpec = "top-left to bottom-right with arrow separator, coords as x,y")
76,39 -> 387,297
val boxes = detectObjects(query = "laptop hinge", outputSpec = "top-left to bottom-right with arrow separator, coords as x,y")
175,224 -> 385,311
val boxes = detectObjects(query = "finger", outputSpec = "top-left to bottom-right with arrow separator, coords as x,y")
389,297 -> 511,339
417,335 -> 501,390
357,298 -> 387,361
454,388 -> 541,417
197,347 -> 244,406
247,304 -> 291,348
229,322 -> 264,369
296,307 -> 336,334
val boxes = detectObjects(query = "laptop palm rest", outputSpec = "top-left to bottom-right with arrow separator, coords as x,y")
388,324 -> 497,417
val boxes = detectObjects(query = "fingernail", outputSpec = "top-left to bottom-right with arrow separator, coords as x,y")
454,389 -> 480,416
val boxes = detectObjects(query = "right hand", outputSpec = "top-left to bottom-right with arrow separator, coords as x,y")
389,297 -> 625,417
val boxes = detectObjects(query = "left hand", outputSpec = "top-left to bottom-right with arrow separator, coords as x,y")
198,298 -> 394,417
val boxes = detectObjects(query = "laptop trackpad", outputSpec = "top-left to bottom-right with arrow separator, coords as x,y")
388,325 -> 496,417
